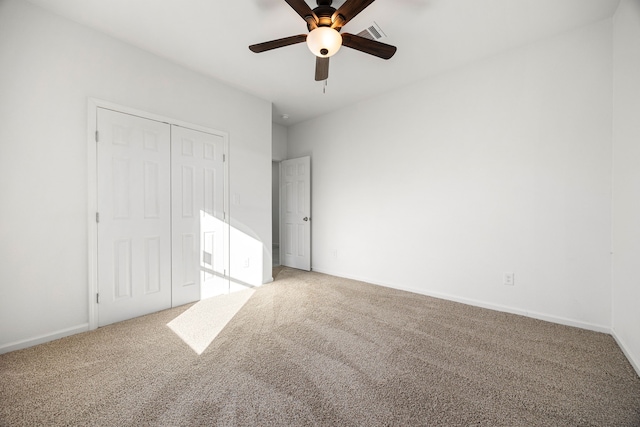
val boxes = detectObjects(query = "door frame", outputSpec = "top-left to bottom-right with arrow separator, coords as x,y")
87,98 -> 230,330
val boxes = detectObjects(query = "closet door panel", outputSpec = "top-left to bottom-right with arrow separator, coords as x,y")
96,108 -> 172,326
171,126 -> 228,306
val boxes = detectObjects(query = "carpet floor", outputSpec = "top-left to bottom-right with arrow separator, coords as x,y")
1,268 -> 639,426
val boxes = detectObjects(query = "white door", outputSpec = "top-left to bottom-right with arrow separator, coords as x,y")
171,126 -> 228,305
280,156 -> 311,271
96,108 -> 172,326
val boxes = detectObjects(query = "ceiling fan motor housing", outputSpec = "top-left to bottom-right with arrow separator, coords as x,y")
308,0 -> 342,30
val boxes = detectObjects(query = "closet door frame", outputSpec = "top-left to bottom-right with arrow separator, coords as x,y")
87,98 -> 229,331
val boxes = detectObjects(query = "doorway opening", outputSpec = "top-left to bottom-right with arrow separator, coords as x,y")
272,161 -> 281,267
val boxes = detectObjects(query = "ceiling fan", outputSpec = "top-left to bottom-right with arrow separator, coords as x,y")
249,0 -> 397,81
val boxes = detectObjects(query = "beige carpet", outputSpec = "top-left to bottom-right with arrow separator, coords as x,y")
1,268 -> 639,426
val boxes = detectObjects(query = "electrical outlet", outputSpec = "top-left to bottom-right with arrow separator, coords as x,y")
504,272 -> 515,286
244,258 -> 250,268
333,250 -> 338,259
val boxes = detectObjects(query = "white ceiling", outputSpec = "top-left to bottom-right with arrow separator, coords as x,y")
25,0 -> 620,126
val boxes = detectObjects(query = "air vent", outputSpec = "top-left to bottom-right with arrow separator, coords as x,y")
356,21 -> 387,41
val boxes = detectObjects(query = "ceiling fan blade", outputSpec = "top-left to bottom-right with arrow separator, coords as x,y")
249,34 -> 307,53
315,56 -> 329,81
332,0 -> 375,27
341,33 -> 397,59
284,0 -> 318,27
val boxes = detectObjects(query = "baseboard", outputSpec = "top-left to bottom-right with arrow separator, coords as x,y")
311,267 -> 611,334
611,329 -> 640,377
0,323 -> 89,355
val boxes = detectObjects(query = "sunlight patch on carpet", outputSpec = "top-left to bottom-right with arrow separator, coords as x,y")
167,289 -> 255,355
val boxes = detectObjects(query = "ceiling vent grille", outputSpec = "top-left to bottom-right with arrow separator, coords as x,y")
356,22 -> 387,41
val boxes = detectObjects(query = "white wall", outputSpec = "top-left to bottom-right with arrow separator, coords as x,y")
0,0 -> 272,351
612,0 -> 640,373
272,123 -> 288,162
288,20 -> 613,331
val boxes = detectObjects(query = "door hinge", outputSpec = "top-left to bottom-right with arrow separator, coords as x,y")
95,130 -> 99,142
96,212 -> 100,223
223,154 -> 226,162
96,293 -> 100,304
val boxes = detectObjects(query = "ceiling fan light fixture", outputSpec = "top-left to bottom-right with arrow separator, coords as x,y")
306,27 -> 342,57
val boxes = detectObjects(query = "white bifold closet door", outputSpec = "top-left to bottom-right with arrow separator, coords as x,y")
96,108 -> 172,326
96,108 -> 227,327
171,125 -> 227,306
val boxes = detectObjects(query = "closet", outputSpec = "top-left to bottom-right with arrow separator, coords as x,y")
94,106 -> 228,326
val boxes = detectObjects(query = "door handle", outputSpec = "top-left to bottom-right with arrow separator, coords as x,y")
303,217 -> 309,222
